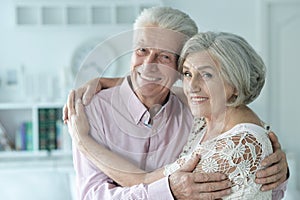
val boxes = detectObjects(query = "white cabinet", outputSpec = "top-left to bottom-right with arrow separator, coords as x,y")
0,102 -> 71,155
0,102 -> 75,199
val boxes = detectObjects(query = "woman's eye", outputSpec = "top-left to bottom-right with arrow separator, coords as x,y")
202,73 -> 212,79
183,71 -> 192,77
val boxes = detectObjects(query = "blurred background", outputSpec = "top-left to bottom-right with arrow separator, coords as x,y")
0,0 -> 299,199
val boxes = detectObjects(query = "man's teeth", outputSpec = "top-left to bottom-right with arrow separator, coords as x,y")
140,73 -> 161,81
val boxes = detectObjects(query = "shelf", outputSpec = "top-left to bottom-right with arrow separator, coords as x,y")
0,102 -> 71,155
0,102 -> 64,109
66,6 -> 88,25
14,1 -> 162,27
0,150 -> 72,160
91,6 -> 112,24
41,6 -> 64,25
16,6 -> 39,25
0,150 -> 73,171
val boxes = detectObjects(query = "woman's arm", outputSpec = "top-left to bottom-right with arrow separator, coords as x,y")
67,90 -> 164,186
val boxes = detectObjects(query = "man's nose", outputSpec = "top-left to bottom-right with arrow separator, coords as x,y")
143,52 -> 159,72
144,51 -> 158,64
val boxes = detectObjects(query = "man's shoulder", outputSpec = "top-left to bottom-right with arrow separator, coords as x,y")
86,86 -> 121,111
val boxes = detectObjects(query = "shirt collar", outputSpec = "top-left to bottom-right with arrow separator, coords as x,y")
119,76 -> 173,125
119,76 -> 148,125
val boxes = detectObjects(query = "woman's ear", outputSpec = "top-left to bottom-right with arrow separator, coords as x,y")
233,87 -> 238,96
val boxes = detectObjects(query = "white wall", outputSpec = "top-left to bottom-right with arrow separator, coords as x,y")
0,0 -> 132,102
1,0 -> 266,114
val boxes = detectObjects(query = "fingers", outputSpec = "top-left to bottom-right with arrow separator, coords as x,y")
63,90 -> 75,123
82,85 -> 96,105
75,99 -> 85,118
74,87 -> 85,105
260,149 -> 282,167
169,171 -> 231,200
67,90 -> 76,119
194,172 -> 227,183
256,147 -> 288,191
198,189 -> 231,200
268,132 -> 281,151
257,156 -> 283,178
256,172 -> 282,185
196,178 -> 232,192
63,104 -> 68,124
260,176 -> 285,191
180,155 -> 201,172
82,78 -> 101,105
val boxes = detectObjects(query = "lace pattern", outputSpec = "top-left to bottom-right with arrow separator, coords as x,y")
164,118 -> 273,200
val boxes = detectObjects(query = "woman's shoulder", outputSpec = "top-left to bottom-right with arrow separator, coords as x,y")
215,123 -> 273,156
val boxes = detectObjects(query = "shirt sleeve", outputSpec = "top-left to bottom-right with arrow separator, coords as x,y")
72,145 -> 174,200
271,180 -> 288,200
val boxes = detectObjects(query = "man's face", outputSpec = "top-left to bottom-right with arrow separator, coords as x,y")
130,27 -> 186,103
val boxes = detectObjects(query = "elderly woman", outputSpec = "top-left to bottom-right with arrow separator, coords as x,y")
68,31 -> 287,199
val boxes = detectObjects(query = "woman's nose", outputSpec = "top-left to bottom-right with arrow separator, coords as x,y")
189,76 -> 202,92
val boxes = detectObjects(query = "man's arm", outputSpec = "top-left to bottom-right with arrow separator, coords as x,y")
63,77 -> 124,123
256,132 -> 288,199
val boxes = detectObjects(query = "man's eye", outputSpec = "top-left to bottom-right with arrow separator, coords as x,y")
136,48 -> 147,55
159,54 -> 171,63
161,55 -> 170,59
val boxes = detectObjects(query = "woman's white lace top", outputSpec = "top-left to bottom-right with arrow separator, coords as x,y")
164,118 -> 273,200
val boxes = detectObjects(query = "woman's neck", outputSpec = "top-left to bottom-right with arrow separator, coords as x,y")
202,105 -> 262,142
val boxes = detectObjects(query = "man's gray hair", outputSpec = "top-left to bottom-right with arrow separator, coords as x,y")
180,31 -> 266,107
134,7 -> 198,39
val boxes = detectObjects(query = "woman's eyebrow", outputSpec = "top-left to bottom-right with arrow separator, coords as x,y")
183,65 -> 214,71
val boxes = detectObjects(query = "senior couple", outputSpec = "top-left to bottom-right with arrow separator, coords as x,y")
65,6 -> 289,200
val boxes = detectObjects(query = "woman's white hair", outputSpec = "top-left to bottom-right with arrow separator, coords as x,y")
134,7 -> 198,39
179,31 -> 266,107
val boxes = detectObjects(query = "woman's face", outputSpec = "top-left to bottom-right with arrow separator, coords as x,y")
182,51 -> 236,119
